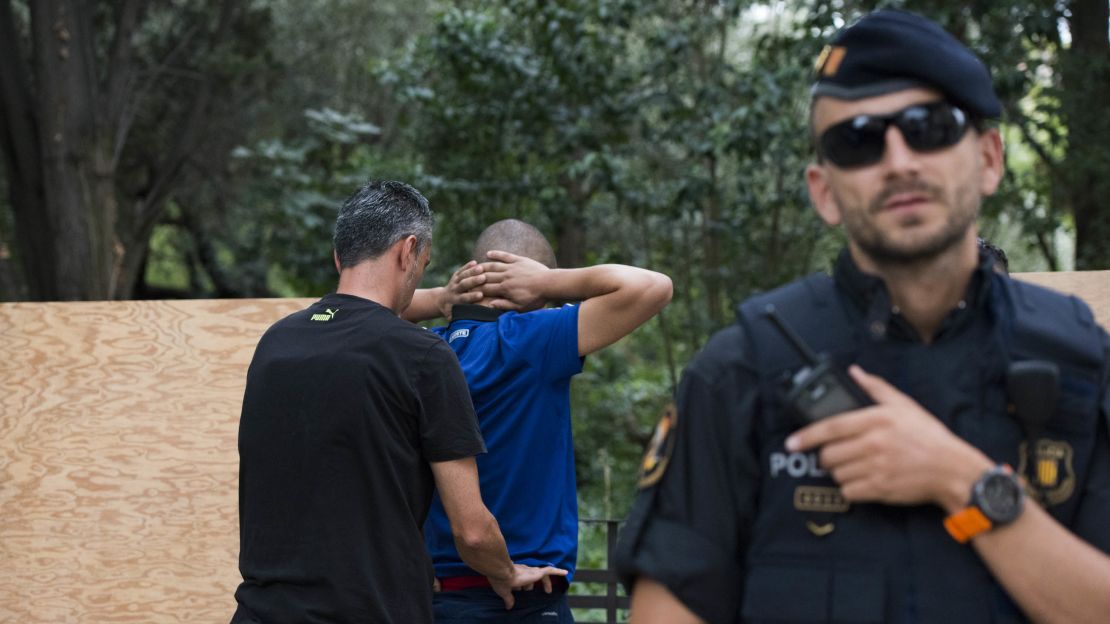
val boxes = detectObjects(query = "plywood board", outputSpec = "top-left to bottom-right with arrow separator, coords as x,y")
1,298 -> 310,623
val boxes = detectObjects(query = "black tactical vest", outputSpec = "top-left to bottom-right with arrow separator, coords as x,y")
733,271 -> 1105,623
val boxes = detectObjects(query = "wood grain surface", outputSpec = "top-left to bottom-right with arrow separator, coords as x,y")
0,274 -> 1106,622
1,298 -> 309,623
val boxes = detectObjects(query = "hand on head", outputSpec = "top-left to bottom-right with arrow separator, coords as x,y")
439,261 -> 487,317
475,250 -> 551,312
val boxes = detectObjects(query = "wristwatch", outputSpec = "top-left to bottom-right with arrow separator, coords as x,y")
943,464 -> 1024,544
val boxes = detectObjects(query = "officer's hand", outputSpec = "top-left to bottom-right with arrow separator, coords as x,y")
489,563 -> 568,609
478,251 -> 549,312
786,365 -> 992,509
439,261 -> 487,319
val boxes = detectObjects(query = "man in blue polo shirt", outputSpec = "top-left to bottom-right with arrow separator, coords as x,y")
406,219 -> 672,622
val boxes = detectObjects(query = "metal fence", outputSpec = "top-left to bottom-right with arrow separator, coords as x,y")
568,518 -> 629,624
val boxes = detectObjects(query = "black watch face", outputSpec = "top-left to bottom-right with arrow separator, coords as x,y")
978,472 -> 1023,523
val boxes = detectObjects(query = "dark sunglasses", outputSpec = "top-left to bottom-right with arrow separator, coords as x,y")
818,101 -> 973,168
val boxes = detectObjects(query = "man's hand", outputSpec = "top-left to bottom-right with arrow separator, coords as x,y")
438,261 -> 487,319
401,261 -> 487,322
785,365 -> 991,511
478,250 -> 550,312
489,563 -> 568,610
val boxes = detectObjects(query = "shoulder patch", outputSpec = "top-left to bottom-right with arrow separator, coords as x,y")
638,403 -> 677,489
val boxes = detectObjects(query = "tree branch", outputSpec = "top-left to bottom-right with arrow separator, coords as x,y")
1012,111 -> 1060,174
1034,230 -> 1058,272
104,0 -> 146,150
112,22 -> 202,170
134,0 -> 243,235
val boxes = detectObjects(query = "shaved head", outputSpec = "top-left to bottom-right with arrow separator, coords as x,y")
471,219 -> 557,268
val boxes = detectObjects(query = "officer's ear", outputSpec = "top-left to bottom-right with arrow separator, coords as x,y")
806,163 -> 842,226
977,127 -> 1004,198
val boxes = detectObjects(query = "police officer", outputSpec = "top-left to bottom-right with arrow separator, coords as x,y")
616,10 -> 1110,624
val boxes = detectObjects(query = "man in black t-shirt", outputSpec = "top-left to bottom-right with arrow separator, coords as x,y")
231,181 -> 566,624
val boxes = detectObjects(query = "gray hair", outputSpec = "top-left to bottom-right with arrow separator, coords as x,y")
333,180 -> 434,268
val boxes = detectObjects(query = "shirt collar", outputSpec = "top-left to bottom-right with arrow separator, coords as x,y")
450,304 -> 506,323
832,247 -> 997,341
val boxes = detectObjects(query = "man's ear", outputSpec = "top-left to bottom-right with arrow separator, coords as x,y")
333,250 -> 342,274
978,128 -> 1004,197
397,235 -> 419,271
806,163 -> 842,226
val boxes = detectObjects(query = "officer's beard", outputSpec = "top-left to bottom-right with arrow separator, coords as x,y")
838,176 -> 979,268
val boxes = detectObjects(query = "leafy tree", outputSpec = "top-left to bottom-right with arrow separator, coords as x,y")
148,0 -> 437,299
0,0 -> 272,300
377,0 -> 838,515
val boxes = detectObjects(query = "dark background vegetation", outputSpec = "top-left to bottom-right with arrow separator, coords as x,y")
2,0 -> 1108,537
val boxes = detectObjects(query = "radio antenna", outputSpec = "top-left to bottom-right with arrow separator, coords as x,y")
763,304 -> 820,365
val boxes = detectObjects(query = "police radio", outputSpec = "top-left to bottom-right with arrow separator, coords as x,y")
1006,360 -> 1058,439
763,304 -> 872,425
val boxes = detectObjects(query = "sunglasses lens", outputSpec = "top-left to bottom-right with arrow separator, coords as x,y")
899,104 -> 968,153
819,102 -> 971,168
819,116 -> 887,168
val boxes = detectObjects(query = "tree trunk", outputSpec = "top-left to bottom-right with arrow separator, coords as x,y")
1063,0 -> 1110,269
31,0 -> 116,299
555,213 -> 585,269
1,0 -> 246,300
702,154 -> 724,328
0,0 -> 48,299
556,173 -> 592,269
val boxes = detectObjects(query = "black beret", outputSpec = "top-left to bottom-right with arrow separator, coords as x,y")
812,10 -> 1001,119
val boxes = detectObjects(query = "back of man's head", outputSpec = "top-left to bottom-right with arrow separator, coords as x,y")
471,219 -> 557,268
333,180 -> 433,269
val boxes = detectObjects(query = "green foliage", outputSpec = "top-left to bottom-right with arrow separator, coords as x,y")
224,107 -> 417,297
370,0 -> 1108,520
379,0 -> 848,516
113,0 -> 441,299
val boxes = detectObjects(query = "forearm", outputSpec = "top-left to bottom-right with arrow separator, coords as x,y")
930,446 -> 1110,623
928,441 -> 1110,621
629,577 -> 704,624
972,503 -> 1110,623
401,287 -> 445,322
540,265 -> 658,302
451,510 -> 515,583
556,265 -> 671,355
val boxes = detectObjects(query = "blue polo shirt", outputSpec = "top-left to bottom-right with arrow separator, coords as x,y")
423,303 -> 584,579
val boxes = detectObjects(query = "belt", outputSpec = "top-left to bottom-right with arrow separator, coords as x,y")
438,575 -> 569,592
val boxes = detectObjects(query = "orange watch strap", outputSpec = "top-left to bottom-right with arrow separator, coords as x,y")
944,506 -> 993,543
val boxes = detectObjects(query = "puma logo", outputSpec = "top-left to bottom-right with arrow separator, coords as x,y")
310,308 -> 338,322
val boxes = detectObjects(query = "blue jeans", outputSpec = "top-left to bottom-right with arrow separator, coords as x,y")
433,587 -> 574,623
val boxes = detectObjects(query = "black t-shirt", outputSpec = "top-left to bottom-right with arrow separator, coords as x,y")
233,293 -> 485,624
